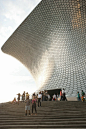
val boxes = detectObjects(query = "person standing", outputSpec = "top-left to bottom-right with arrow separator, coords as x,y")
25,96 -> 31,116
38,91 -> 42,107
81,90 -> 85,102
60,90 -> 63,101
23,91 -> 25,102
62,89 -> 67,101
82,90 -> 85,97
17,93 -> 21,104
26,92 -> 29,100
77,92 -> 81,101
62,88 -> 65,95
22,91 -> 25,102
63,92 -> 67,101
31,96 -> 37,115
41,91 -> 44,101
32,92 -> 36,97
45,90 -> 48,101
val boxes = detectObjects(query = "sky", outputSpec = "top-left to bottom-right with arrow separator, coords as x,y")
0,0 -> 42,103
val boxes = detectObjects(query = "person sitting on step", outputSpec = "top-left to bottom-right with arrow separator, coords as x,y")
11,97 -> 17,104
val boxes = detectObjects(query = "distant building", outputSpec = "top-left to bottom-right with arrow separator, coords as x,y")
1,0 -> 86,97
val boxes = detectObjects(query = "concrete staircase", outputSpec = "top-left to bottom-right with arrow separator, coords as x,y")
0,101 -> 86,128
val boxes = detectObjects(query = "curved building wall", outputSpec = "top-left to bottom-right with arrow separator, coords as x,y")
1,0 -> 86,96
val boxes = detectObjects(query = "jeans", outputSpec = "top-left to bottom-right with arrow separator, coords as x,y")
32,104 -> 37,113
38,98 -> 41,107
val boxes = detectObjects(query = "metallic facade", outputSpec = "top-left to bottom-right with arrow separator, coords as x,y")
1,0 -> 86,96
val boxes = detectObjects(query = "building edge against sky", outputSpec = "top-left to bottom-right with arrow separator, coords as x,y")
1,0 -> 86,97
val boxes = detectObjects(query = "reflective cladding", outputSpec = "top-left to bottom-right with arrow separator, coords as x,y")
1,0 -> 86,97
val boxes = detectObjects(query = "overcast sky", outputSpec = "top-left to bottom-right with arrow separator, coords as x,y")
0,0 -> 42,103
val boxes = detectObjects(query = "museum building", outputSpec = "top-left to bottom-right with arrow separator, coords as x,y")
1,0 -> 86,97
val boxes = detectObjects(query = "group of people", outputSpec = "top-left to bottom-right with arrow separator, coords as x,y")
11,89 -> 85,116
12,91 -> 29,104
11,91 -> 44,116
24,90 -> 68,116
60,88 -> 67,101
25,91 -> 43,116
41,90 -> 50,101
77,90 -> 85,102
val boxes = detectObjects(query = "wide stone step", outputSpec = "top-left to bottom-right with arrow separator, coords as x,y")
0,116 -> 86,119
0,121 -> 86,125
0,124 -> 86,128
0,101 -> 86,128
4,128 -> 86,129
0,118 -> 86,121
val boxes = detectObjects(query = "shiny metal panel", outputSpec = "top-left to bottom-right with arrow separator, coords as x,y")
1,0 -> 86,96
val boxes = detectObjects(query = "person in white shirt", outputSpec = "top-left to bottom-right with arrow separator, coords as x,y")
62,88 -> 65,94
62,88 -> 67,101
53,94 -> 56,101
38,91 -> 42,107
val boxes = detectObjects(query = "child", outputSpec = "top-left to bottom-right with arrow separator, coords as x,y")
31,96 -> 37,115
25,96 -> 31,116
